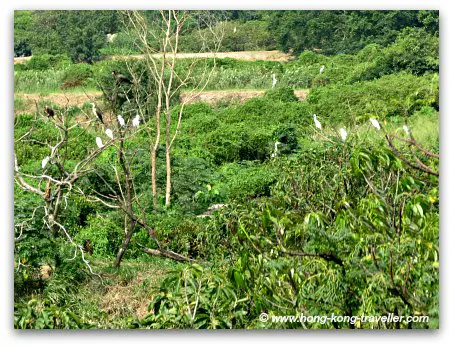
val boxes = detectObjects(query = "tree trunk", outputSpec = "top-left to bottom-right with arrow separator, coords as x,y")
165,104 -> 172,206
114,220 -> 135,267
151,101 -> 162,209
165,147 -> 171,206
151,146 -> 157,208
114,138 -> 135,267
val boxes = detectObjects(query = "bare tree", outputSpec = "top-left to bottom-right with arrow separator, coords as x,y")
14,98 -> 115,277
90,79 -> 197,267
121,10 -> 224,208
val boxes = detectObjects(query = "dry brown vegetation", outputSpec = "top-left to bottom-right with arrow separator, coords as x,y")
180,89 -> 309,104
99,270 -> 164,320
107,50 -> 293,63
14,50 -> 293,65
15,89 -> 309,115
14,92 -> 102,114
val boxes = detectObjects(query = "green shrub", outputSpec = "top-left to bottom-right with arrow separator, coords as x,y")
384,27 -> 439,75
307,73 -> 439,124
298,50 -> 326,65
75,213 -> 123,258
264,87 -> 298,103
15,299 -> 92,329
136,264 -> 249,328
25,54 -> 71,71
61,63 -> 93,89
219,161 -> 278,200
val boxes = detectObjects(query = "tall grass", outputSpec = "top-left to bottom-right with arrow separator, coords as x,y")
14,68 -> 98,94
14,70 -> 66,93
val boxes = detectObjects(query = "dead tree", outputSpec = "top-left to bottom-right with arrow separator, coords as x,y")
14,98 -> 116,276
122,10 -> 224,208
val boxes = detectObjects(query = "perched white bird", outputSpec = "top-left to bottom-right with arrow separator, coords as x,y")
95,137 -> 104,149
233,26 -> 237,34
41,156 -> 50,169
105,128 -> 114,140
106,33 -> 118,43
339,128 -> 347,141
369,118 -> 381,130
320,65 -> 325,74
91,103 -> 104,124
271,141 -> 282,158
290,268 -> 295,277
313,114 -> 322,130
132,114 -> 140,128
272,73 -> 277,88
403,125 -> 410,136
117,115 -> 125,127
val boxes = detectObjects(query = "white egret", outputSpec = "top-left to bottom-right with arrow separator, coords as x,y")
290,268 -> 295,277
95,137 -> 104,149
369,118 -> 381,130
233,26 -> 237,34
313,114 -> 322,130
271,141 -> 282,158
339,128 -> 347,141
117,115 -> 125,127
41,156 -> 50,169
106,33 -> 117,43
91,103 -> 104,124
320,65 -> 325,74
132,114 -> 140,128
403,125 -> 410,136
272,73 -> 277,88
105,128 -> 114,140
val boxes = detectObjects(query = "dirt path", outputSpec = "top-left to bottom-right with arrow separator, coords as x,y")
13,56 -> 32,64
15,89 -> 308,114
14,50 -> 293,65
180,89 -> 309,104
15,89 -> 308,113
14,91 -> 103,114
107,50 -> 293,63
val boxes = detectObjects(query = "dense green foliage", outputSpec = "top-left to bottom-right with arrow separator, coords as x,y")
14,10 -> 439,329
15,10 -> 438,59
24,11 -> 118,62
268,10 -> 439,55
14,11 -> 33,57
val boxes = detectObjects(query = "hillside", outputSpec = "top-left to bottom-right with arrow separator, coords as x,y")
14,10 -> 439,330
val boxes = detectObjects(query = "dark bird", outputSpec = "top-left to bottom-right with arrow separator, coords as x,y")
91,103 -> 104,124
112,70 -> 132,85
83,240 -> 93,255
44,106 -> 55,118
